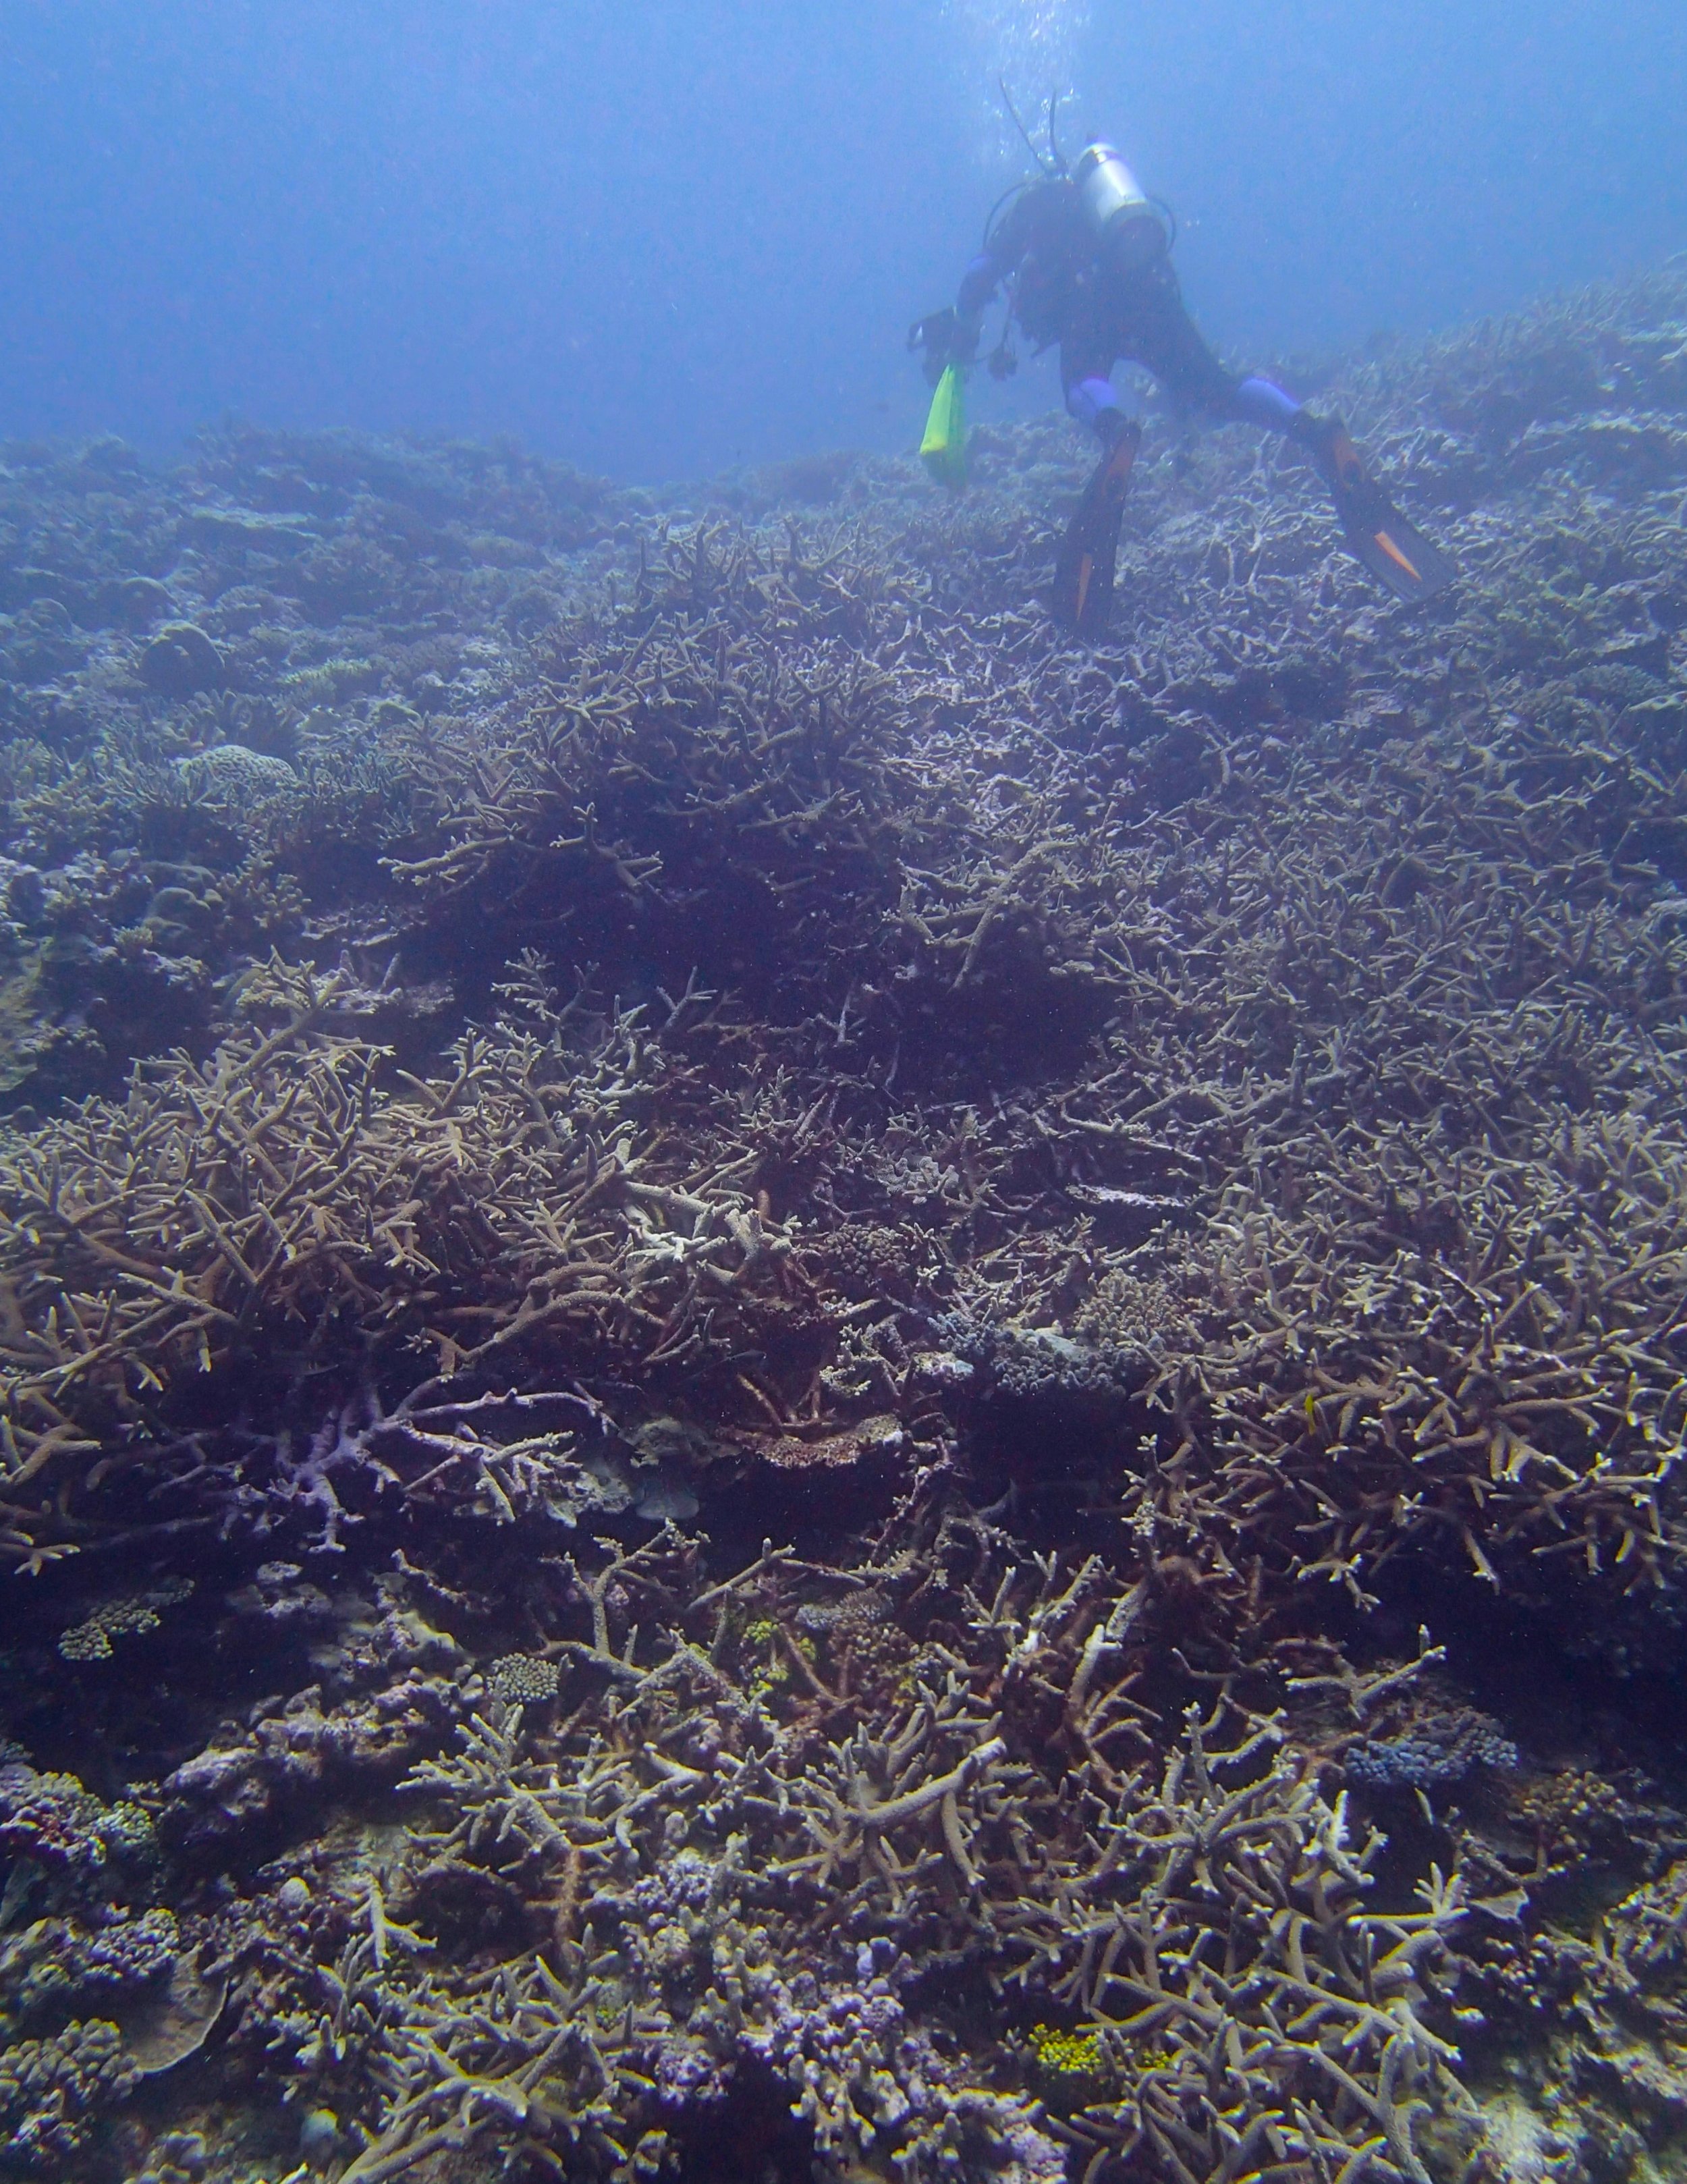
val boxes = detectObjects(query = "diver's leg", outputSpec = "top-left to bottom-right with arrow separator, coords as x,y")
1125,276 -> 1358,467
1223,375 -> 1354,474
1061,340 -> 1137,446
1053,345 -> 1142,634
1211,369 -> 1356,490
1126,274 -> 1247,420
1233,374 -> 1306,431
1227,375 -> 1354,483
1222,375 -> 1460,601
1114,257 -> 1308,437
1130,283 -> 1454,603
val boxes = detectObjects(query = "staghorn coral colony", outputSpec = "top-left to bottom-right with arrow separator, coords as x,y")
5,267 -> 1687,2183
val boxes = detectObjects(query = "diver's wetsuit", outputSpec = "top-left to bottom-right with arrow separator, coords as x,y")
957,178 -> 1306,447
918,157 -> 1454,618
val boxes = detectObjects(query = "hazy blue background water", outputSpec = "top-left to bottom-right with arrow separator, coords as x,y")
3,1 -> 1684,484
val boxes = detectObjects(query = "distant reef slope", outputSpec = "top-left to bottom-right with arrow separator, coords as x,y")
1,265 -> 1687,2184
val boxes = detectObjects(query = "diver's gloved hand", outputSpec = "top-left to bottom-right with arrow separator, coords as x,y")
907,306 -> 980,385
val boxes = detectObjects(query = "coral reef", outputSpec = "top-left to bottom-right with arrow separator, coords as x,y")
3,265 -> 1687,2177
69,1510 -> 1481,2184
0,1907 -> 178,2029
0,2017 -> 141,2172
57,1578 -> 194,1662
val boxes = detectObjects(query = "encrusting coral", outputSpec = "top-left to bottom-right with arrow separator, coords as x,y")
3,266 -> 1687,2178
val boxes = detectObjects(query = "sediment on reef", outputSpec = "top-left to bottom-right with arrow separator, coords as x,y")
3,266 -> 1687,2182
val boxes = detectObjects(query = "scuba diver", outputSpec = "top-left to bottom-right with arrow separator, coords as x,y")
910,130 -> 1454,636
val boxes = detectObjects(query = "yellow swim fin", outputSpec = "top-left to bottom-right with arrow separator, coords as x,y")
920,364 -> 967,489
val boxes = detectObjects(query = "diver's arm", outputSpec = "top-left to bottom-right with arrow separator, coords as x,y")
911,206 -> 1023,379
956,252 -> 999,324
910,252 -> 997,383
929,253 -> 1000,371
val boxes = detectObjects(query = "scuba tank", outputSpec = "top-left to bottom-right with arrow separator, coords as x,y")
1072,142 -> 1168,265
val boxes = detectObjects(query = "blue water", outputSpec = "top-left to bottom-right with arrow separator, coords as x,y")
1,0 -> 1683,483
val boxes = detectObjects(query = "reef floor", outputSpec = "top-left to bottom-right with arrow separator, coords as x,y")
5,267 -> 1687,2183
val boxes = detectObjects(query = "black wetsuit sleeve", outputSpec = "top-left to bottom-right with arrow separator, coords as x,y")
957,252 -> 1001,320
958,184 -> 1059,319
